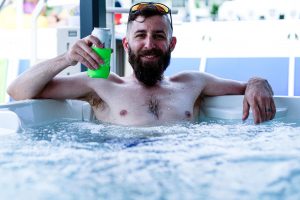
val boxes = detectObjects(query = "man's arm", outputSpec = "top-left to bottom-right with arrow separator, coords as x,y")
7,35 -> 103,100
200,72 -> 275,124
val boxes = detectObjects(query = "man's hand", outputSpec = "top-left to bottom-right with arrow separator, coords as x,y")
242,77 -> 276,124
64,35 -> 104,70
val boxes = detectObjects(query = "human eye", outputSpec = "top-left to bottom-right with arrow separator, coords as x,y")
154,34 -> 166,40
135,32 -> 146,39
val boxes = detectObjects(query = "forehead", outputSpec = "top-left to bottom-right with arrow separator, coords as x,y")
128,15 -> 169,33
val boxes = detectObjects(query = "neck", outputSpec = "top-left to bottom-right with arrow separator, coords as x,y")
130,73 -> 164,88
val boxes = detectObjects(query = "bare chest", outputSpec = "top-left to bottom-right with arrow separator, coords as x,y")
93,89 -> 200,126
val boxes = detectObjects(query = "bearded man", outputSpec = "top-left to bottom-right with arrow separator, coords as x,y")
7,2 -> 275,126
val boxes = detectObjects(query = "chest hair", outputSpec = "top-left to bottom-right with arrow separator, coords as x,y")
147,95 -> 160,119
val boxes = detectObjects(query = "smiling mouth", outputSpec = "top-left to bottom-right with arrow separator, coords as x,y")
141,55 -> 158,60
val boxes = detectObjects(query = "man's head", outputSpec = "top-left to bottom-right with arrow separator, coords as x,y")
122,2 -> 177,87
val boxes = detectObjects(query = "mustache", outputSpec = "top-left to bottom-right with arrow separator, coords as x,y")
138,49 -> 163,56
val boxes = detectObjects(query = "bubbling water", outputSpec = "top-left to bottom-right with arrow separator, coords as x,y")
0,119 -> 300,200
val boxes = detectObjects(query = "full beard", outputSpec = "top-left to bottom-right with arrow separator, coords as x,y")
128,47 -> 171,87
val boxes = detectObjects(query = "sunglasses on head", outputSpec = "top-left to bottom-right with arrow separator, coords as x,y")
129,2 -> 173,30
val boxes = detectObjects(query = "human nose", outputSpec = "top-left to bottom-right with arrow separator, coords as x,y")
143,36 -> 155,49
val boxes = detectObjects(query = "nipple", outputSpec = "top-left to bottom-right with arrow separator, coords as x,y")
185,111 -> 191,118
120,110 -> 128,116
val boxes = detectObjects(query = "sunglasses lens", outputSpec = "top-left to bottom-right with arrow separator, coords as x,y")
130,4 -> 140,12
130,3 -> 169,14
155,4 -> 169,13
129,2 -> 173,30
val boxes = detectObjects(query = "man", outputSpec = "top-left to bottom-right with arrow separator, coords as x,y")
7,2 -> 275,126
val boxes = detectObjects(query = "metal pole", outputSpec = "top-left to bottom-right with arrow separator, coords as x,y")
30,0 -> 47,66
80,0 -> 106,72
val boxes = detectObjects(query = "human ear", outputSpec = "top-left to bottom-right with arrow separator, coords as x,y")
122,37 -> 129,52
169,36 -> 177,52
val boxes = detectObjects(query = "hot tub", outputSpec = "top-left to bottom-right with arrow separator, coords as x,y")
0,96 -> 299,199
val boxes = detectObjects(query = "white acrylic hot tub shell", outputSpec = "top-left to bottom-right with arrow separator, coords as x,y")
0,99 -> 93,132
199,95 -> 291,120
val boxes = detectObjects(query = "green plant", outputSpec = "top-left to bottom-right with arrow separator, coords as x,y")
210,3 -> 219,16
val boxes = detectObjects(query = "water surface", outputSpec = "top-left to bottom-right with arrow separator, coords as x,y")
1,119 -> 300,200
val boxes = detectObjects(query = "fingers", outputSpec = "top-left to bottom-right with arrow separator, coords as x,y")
264,106 -> 273,121
67,35 -> 106,70
243,95 -> 276,124
77,41 -> 104,67
65,35 -> 113,70
84,35 -> 104,48
247,97 -> 276,124
243,95 -> 263,124
242,97 -> 250,121
261,96 -> 276,122
264,100 -> 276,120
270,101 -> 276,120
254,99 -> 276,124
72,53 -> 97,70
69,45 -> 100,70
244,78 -> 277,124
258,101 -> 267,122
251,103 -> 262,124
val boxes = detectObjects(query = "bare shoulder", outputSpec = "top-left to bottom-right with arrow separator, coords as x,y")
168,71 -> 207,83
84,72 -> 125,87
77,72 -> 125,106
107,72 -> 125,84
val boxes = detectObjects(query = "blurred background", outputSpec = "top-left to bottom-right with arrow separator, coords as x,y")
1,0 -> 300,104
